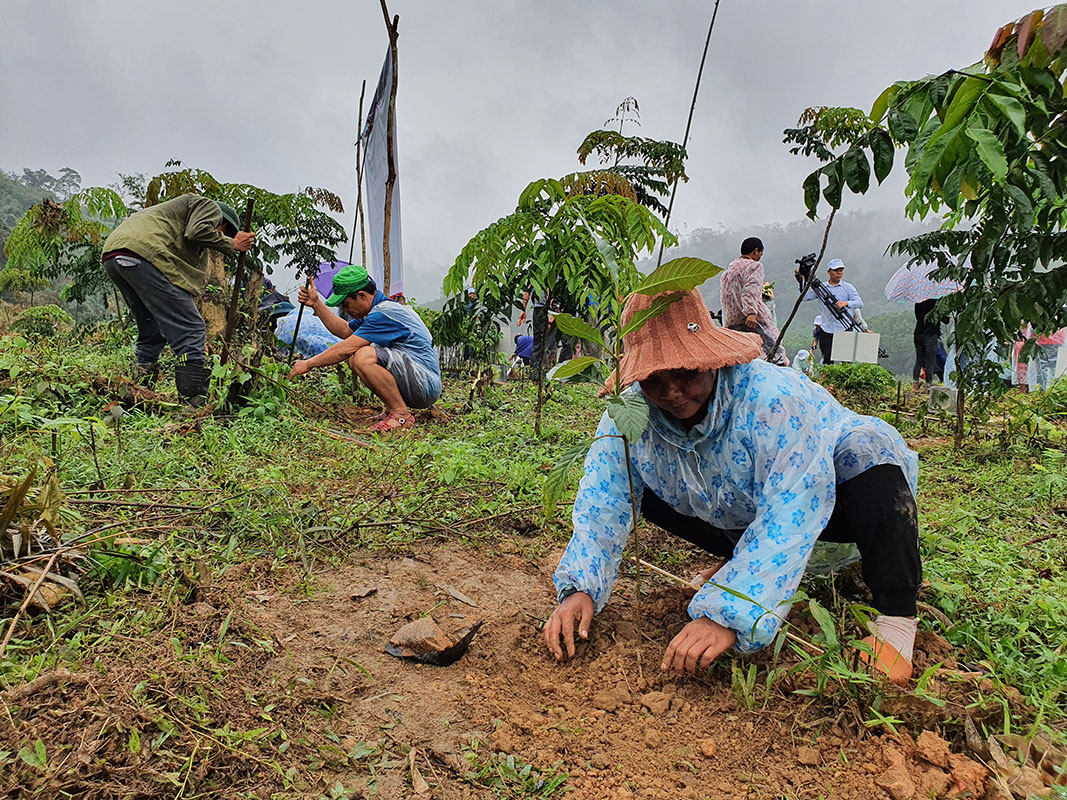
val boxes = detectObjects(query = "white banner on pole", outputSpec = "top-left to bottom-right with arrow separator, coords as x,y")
361,48 -> 403,296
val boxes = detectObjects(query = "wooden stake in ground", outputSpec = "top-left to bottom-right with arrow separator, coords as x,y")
287,278 -> 311,369
349,79 -> 368,267
379,0 -> 400,294
221,198 -> 255,365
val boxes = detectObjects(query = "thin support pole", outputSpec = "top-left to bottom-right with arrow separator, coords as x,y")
379,0 -> 400,294
287,280 -> 310,368
656,0 -> 722,267
770,206 -> 838,356
221,198 -> 255,365
349,79 -> 368,265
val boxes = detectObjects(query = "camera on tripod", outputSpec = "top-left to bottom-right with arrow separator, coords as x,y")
795,252 -> 817,283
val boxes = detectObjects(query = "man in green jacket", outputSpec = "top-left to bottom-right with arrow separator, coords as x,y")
102,194 -> 255,405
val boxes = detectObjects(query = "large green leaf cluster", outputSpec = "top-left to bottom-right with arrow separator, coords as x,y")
145,161 -> 347,281
2,162 -> 348,305
791,6 -> 1067,396
439,177 -> 674,356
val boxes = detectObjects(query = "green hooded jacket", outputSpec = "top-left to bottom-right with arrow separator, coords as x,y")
103,194 -> 237,296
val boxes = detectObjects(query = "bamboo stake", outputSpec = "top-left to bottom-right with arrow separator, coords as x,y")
655,0 -> 722,267
221,198 -> 255,365
287,278 -> 311,368
379,0 -> 400,294
349,79 -> 368,266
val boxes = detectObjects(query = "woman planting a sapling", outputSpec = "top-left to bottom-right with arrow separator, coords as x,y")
543,289 -> 921,684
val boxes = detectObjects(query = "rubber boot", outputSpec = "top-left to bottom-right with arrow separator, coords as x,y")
174,364 -> 211,409
130,361 -> 160,388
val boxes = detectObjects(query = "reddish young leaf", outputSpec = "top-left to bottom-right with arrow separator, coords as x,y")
1017,10 -> 1042,60
987,23 -> 1014,63
1042,4 -> 1067,55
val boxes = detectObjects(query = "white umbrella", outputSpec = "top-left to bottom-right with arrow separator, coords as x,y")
884,262 -> 962,303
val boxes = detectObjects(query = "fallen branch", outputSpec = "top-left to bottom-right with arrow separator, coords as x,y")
0,549 -> 61,658
1,668 -> 88,704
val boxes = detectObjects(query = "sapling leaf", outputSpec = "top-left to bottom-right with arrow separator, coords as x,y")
547,356 -> 600,381
619,292 -> 687,338
634,257 -> 721,296
543,438 -> 594,518
808,599 -> 839,651
606,394 -> 649,442
966,127 -> 1009,182
552,313 -> 605,348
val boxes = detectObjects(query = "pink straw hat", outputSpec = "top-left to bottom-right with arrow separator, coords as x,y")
616,289 -> 762,388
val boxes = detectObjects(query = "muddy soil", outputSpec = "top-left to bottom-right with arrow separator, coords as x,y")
3,543 -> 992,799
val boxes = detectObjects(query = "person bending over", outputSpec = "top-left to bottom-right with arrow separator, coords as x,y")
543,289 -> 921,684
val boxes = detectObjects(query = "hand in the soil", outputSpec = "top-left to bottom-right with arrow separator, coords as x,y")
289,360 -> 311,379
662,617 -> 737,675
543,592 -> 594,661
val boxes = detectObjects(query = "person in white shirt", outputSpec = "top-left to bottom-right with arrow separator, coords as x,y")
798,258 -> 864,364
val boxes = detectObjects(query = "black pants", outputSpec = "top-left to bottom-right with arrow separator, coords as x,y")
817,330 -> 835,365
531,306 -> 557,381
104,254 -> 206,367
641,464 -> 920,617
913,333 -> 939,384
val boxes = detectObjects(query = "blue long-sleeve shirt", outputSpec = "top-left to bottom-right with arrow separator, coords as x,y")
801,280 -> 863,334
553,359 -> 917,653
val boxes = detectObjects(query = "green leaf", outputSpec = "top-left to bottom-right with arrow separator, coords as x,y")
1029,152 -> 1058,202
606,393 -> 649,441
984,93 -> 1027,138
552,313 -> 604,348
868,129 -> 894,184
543,438 -> 593,518
842,147 -> 871,194
620,292 -> 687,338
869,84 -> 899,123
807,599 -> 839,652
1005,182 -> 1034,221
547,356 -> 600,381
18,739 -> 47,769
822,162 -> 843,209
128,728 -> 141,755
802,170 -> 821,218
966,127 -> 1008,182
887,109 -> 918,143
634,257 -> 721,296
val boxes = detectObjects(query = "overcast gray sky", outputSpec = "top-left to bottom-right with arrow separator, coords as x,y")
0,1 -> 1040,298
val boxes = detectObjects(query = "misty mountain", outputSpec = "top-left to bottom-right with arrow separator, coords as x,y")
665,209 -> 940,322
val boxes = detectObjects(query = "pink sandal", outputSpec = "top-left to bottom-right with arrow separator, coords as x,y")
367,413 -> 416,434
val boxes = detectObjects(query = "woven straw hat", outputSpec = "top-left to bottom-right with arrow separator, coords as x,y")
616,289 -> 762,387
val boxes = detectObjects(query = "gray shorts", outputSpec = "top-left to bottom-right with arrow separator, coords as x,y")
373,345 -> 442,409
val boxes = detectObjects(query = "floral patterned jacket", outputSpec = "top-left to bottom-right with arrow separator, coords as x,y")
553,359 -> 918,652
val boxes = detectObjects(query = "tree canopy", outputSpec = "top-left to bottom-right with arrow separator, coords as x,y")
790,5 -> 1067,395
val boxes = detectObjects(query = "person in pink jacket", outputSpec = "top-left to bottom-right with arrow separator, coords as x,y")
720,238 -> 788,366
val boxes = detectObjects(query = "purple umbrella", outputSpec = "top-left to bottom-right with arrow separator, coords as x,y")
884,262 -> 962,303
313,260 -> 352,300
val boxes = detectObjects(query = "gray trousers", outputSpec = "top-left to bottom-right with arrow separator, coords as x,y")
103,254 -> 206,367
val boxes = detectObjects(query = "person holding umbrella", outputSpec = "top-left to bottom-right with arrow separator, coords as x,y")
883,262 -> 962,391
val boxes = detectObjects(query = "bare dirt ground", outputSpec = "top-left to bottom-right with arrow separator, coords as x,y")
3,540 -> 1000,799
